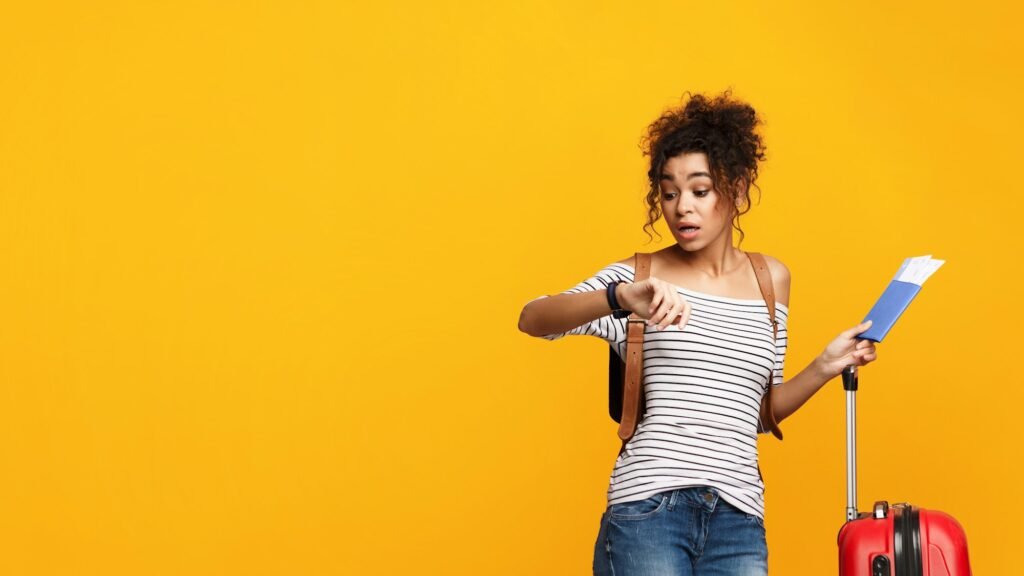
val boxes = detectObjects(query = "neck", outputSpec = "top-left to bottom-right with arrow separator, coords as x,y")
668,242 -> 744,279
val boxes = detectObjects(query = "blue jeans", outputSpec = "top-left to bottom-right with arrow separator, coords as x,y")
593,486 -> 768,575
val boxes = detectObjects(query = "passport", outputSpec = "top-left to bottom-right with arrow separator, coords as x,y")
858,255 -> 944,343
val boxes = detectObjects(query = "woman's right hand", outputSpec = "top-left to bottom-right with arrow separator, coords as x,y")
617,278 -> 692,331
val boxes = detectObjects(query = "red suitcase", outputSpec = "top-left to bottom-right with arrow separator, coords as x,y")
837,365 -> 972,575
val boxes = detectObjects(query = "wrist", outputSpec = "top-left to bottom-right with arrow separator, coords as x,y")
615,282 -> 628,308
607,281 -> 632,318
813,355 -> 835,381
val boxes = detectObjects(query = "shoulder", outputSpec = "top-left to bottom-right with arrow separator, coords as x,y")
613,250 -> 660,268
759,253 -> 790,308
610,256 -> 636,279
602,255 -> 637,282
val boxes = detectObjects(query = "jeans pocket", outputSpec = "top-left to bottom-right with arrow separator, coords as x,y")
607,493 -> 669,521
743,512 -> 765,529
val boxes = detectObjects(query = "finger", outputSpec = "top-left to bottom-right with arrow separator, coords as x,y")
661,299 -> 683,330
672,299 -> 690,329
647,305 -> 661,326
854,319 -> 873,334
648,287 -> 664,317
648,288 -> 669,325
655,291 -> 680,329
845,320 -> 873,337
856,350 -> 876,362
655,291 -> 679,329
653,299 -> 672,329
678,300 -> 692,328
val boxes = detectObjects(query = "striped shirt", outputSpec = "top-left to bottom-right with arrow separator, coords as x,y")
535,261 -> 787,521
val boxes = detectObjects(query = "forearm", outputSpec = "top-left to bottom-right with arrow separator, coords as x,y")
771,356 -> 834,424
518,287 -> 621,337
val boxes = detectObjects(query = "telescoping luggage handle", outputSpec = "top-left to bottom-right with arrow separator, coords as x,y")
843,364 -> 885,524
843,364 -> 861,523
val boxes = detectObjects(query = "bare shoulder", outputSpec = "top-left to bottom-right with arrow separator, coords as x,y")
613,254 -> 649,282
615,249 -> 667,268
761,253 -> 790,278
761,254 -> 791,307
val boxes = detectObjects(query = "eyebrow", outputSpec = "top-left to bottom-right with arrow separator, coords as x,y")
660,171 -> 711,181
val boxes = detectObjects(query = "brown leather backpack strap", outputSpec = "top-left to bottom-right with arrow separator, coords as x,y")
617,252 -> 651,449
746,251 -> 784,441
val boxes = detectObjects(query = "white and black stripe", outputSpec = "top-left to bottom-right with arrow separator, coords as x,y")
535,262 -> 787,521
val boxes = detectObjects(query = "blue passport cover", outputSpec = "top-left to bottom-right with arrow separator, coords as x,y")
858,280 -> 922,342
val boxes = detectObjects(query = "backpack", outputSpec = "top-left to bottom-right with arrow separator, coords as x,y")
609,251 -> 784,455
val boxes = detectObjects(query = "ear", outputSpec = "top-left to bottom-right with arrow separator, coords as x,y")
733,176 -> 749,207
735,176 -> 749,195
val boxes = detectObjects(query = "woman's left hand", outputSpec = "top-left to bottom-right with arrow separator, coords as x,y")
815,320 -> 879,380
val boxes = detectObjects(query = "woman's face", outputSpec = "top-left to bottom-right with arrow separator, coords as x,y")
659,152 -> 736,251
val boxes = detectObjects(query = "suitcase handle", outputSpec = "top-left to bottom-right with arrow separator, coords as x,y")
843,364 -> 859,522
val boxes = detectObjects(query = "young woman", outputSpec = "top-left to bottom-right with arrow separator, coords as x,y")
518,90 -> 878,575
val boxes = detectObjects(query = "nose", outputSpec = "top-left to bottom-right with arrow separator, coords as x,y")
677,190 -> 695,215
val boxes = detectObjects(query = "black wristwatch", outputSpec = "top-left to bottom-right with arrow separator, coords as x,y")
606,280 -> 632,318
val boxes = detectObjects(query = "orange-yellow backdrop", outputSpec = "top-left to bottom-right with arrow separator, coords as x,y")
1,1 -> 1021,574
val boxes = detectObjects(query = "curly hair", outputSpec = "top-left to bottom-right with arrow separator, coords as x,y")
638,89 -> 767,248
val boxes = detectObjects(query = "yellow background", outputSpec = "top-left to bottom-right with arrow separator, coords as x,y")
1,1 -> 1020,574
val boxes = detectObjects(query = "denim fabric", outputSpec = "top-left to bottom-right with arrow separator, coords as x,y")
593,486 -> 768,575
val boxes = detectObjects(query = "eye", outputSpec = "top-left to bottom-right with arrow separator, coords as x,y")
663,190 -> 709,200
